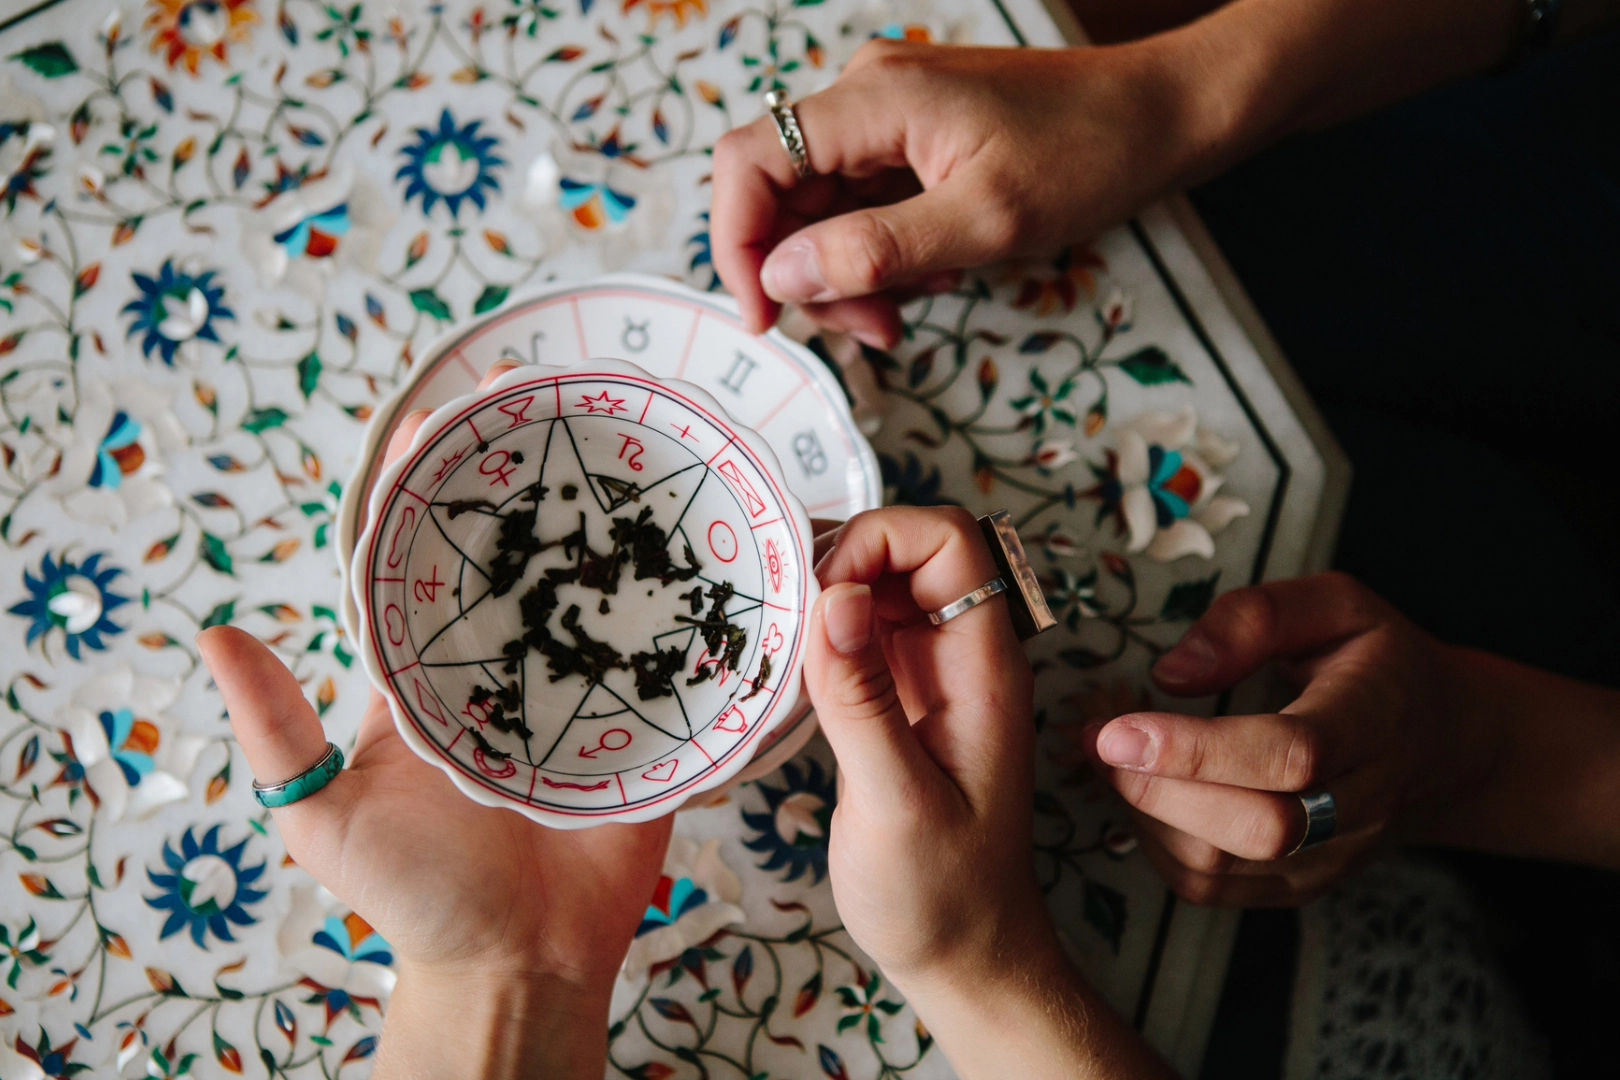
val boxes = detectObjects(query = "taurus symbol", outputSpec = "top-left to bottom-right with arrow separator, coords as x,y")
621,317 -> 650,353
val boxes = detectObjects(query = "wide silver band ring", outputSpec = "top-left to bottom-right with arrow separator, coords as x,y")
763,89 -> 812,180
928,577 -> 1006,626
1288,790 -> 1337,855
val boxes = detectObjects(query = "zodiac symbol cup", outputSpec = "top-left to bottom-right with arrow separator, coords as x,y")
352,357 -> 820,828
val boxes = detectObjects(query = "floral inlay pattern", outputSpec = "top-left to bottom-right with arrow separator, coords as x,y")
0,0 -> 1310,1075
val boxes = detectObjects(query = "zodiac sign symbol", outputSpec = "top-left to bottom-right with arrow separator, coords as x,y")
474,748 -> 517,779
621,317 -> 650,353
579,390 -> 627,415
431,447 -> 467,484
670,423 -> 696,441
541,776 -> 611,791
464,698 -> 496,728
577,729 -> 633,759
641,759 -> 679,782
498,395 -> 535,427
765,538 -> 785,593
479,449 -> 516,487
414,566 -> 444,604
720,352 -> 758,394
793,430 -> 828,477
497,332 -> 545,367
692,649 -> 734,688
413,679 -> 452,727
385,506 -> 416,568
713,707 -> 747,734
617,434 -> 645,472
707,520 -> 738,562
384,603 -> 406,645
716,460 -> 767,517
762,622 -> 784,655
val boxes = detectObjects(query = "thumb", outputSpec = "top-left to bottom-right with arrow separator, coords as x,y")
804,583 -> 934,802
197,626 -> 352,828
760,176 -> 1003,305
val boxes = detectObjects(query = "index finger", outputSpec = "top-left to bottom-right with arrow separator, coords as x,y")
711,76 -> 909,332
817,506 -> 1001,622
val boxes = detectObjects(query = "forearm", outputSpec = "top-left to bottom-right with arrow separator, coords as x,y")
375,966 -> 613,1079
899,932 -> 1176,1080
1142,0 -> 1524,189
1410,645 -> 1620,868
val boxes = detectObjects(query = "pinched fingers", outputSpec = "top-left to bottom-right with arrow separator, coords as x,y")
1102,759 -> 1389,863
816,506 -> 1000,620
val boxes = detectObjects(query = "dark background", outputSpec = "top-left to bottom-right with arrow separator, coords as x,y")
1192,25 -> 1620,1079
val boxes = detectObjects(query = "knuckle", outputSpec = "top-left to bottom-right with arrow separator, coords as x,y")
1182,730 -> 1213,782
1278,720 -> 1322,790
843,214 -> 907,293
1115,771 -> 1161,814
936,505 -> 979,540
1184,841 -> 1231,876
1239,804 -> 1298,862
854,37 -> 916,75
975,196 -> 1031,255
1211,585 -> 1277,650
837,660 -> 900,722
1172,871 -> 1222,907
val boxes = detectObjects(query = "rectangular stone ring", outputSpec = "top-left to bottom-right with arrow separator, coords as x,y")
928,577 -> 1007,626
252,742 -> 345,809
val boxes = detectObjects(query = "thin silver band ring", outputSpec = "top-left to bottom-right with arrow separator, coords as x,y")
763,89 -> 812,180
928,577 -> 1006,626
1288,790 -> 1338,855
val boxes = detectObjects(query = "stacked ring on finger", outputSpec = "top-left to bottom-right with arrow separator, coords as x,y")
763,90 -> 813,180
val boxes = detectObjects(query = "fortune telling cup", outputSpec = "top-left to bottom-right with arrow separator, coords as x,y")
352,359 -> 818,827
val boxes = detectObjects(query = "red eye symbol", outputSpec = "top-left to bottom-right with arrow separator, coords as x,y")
766,539 -> 784,593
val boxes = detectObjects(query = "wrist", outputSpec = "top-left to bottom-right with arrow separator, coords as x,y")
885,887 -> 1062,1003
1119,15 -> 1282,191
1404,644 -> 1620,867
374,963 -> 614,1080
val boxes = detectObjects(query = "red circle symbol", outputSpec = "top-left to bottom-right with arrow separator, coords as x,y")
707,520 -> 738,563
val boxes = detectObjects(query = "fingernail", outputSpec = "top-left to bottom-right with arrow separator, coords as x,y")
852,329 -> 893,350
761,239 -> 834,304
823,584 -> 872,656
1097,721 -> 1155,769
1153,629 -> 1217,685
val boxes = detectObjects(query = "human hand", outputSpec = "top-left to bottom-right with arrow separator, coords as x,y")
805,506 -> 1044,983
196,360 -> 673,1079
806,507 -> 1173,1079
1085,572 -> 1500,906
711,39 -> 1205,345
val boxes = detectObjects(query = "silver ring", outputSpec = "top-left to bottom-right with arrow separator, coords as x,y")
928,577 -> 1006,626
1288,790 -> 1337,855
763,89 -> 812,180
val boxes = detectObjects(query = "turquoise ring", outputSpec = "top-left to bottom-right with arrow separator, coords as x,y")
252,743 -> 344,809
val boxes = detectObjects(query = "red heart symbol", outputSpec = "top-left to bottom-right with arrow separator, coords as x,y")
641,759 -> 678,783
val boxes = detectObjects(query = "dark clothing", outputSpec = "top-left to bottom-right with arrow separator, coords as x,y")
1191,26 -> 1620,1078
